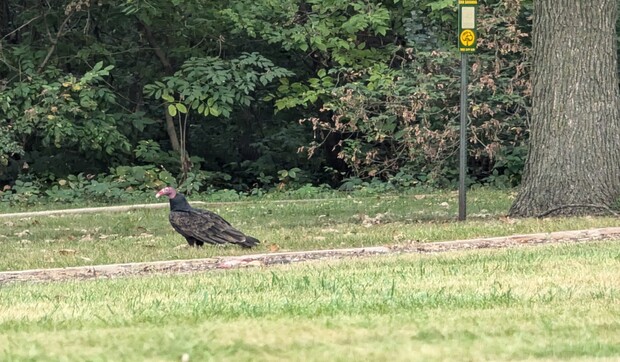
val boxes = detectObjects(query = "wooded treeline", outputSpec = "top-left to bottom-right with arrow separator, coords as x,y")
0,0 -> 563,199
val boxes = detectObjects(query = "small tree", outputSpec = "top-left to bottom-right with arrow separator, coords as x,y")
144,53 -> 294,184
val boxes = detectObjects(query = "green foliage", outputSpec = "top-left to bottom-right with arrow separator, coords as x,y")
3,166 -> 240,204
142,51 -> 297,185
0,128 -> 22,168
4,178 -> 44,204
277,167 -> 301,182
44,166 -> 166,203
1,0 -> 536,193
281,1 -> 530,187
0,60 -> 132,179
482,145 -> 527,189
222,0 -> 396,66
1,166 -> 166,204
144,53 -> 294,118
134,140 -> 165,163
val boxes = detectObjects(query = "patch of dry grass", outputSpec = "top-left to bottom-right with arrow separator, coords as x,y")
1,189 -> 619,271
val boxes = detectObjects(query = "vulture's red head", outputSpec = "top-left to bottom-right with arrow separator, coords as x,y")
156,186 -> 177,199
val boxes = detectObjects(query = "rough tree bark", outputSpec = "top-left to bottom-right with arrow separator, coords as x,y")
509,0 -> 620,217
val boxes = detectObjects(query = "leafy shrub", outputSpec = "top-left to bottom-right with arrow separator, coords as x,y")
0,59 -> 140,184
270,0 -> 530,188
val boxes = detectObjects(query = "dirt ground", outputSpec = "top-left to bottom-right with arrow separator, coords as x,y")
1,227 -> 619,284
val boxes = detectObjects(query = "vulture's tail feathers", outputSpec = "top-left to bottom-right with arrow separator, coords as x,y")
240,235 -> 260,248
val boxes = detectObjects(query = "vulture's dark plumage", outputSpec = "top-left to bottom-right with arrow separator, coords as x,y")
156,186 -> 260,248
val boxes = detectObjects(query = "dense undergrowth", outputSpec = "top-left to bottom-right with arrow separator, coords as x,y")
0,164 -> 465,206
1,0 -> 534,194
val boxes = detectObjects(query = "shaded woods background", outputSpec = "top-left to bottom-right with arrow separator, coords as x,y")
0,0 -> 573,202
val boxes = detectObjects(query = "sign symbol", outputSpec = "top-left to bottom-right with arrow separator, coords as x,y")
460,30 -> 475,47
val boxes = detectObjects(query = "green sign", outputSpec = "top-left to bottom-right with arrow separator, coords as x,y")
458,0 -> 477,52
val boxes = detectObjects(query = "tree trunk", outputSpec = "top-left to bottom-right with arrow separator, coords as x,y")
509,0 -> 620,217
165,111 -> 181,152
138,20 -> 180,152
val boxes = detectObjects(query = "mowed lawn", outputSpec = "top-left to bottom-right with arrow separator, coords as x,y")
1,188 -> 620,271
1,242 -> 619,361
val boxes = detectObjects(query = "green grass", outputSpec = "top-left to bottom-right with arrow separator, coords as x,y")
1,242 -> 619,361
1,188 -> 620,271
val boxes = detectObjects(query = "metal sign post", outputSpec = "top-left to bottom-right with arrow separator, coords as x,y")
458,0 -> 477,221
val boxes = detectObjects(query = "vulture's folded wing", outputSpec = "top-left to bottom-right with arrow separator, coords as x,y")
169,209 -> 248,246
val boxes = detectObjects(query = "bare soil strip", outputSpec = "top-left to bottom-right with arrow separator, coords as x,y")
0,202 -> 203,219
0,195 -> 411,219
1,227 -> 619,284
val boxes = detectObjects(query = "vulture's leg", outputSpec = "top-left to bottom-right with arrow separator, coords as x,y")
184,237 -> 197,247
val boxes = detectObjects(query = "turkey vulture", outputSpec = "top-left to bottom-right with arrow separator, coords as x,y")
156,186 -> 260,248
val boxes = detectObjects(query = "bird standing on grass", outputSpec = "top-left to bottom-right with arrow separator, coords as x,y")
156,186 -> 260,248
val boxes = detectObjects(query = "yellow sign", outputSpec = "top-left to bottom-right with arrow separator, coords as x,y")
458,1 -> 477,52
460,30 -> 475,47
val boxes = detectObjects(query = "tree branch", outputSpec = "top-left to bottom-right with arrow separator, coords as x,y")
164,111 -> 180,151
1,15 -> 41,41
137,19 -> 172,73
37,12 -> 73,73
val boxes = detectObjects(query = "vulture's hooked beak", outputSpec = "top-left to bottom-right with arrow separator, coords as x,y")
155,190 -> 164,198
